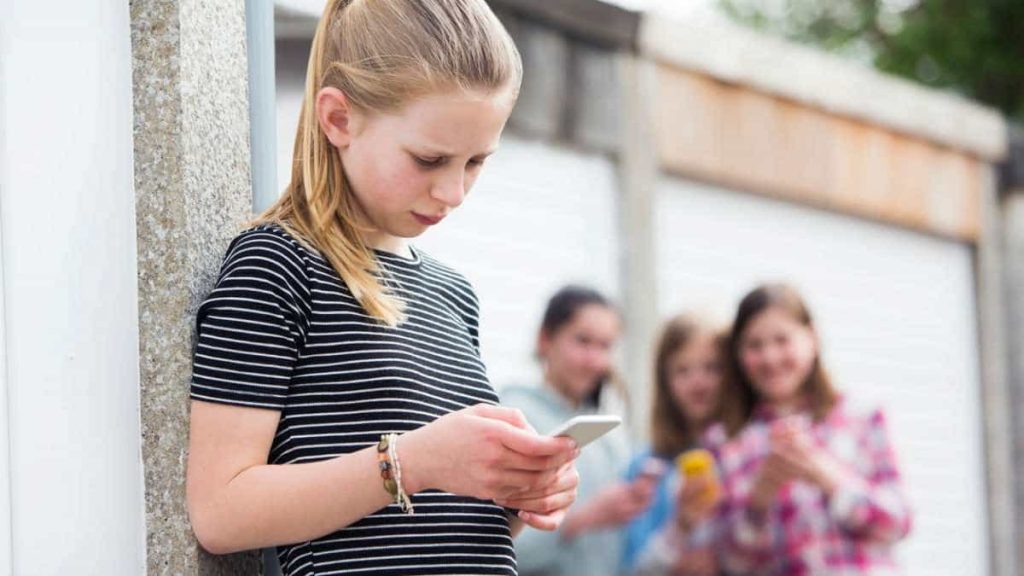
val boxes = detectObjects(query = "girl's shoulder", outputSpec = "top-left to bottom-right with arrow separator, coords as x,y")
825,393 -> 889,430
500,384 -> 556,414
225,222 -> 319,269
701,422 -> 729,451
624,446 -> 657,470
218,223 -> 316,291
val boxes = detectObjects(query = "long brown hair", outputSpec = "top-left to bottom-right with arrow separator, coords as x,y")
719,284 -> 838,437
649,314 -> 725,457
255,0 -> 522,326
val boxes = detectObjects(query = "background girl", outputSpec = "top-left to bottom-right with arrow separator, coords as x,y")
716,283 -> 912,575
623,314 -> 727,576
503,285 -> 652,576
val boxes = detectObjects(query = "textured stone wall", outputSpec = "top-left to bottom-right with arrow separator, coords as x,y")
130,0 -> 258,573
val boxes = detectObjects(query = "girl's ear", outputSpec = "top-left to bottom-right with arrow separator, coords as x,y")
536,330 -> 551,360
316,87 -> 356,148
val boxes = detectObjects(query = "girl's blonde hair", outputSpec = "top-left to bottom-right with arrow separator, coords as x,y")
256,0 -> 522,325
649,314 -> 725,457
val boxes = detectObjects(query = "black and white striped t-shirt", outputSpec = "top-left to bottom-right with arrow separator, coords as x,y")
190,224 -> 515,575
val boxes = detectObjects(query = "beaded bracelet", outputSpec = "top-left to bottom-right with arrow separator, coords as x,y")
376,435 -> 398,497
377,433 -> 414,514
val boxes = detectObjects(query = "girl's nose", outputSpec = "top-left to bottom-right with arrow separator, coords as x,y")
431,170 -> 466,208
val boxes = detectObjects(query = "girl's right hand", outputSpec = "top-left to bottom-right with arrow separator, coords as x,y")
748,452 -> 795,514
675,474 -> 719,530
560,475 -> 657,539
400,404 -> 579,502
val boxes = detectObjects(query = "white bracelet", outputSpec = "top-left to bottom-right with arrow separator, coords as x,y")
387,433 -> 414,514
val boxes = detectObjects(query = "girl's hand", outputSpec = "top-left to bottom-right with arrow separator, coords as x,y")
675,474 -> 720,530
672,548 -> 717,576
747,452 -> 796,514
560,476 -> 656,539
496,460 -> 580,531
401,404 -> 578,502
771,426 -> 853,496
592,478 -> 657,527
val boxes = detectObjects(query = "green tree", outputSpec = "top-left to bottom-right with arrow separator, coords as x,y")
720,0 -> 1024,120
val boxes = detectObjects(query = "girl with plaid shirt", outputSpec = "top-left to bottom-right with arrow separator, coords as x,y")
712,284 -> 912,576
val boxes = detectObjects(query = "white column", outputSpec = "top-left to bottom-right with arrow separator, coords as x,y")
0,3 -> 13,571
0,1 -> 146,573
616,53 -> 659,438
978,166 -> 1016,576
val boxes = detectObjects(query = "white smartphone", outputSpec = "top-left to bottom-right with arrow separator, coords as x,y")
548,415 -> 622,448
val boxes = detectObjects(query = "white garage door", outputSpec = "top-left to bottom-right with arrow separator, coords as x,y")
656,177 -> 989,575
416,136 -> 621,390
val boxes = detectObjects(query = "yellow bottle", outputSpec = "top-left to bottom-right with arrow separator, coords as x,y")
676,448 -> 720,506
677,448 -> 714,477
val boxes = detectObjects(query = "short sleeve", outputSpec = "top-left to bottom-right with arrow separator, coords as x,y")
190,228 -> 311,410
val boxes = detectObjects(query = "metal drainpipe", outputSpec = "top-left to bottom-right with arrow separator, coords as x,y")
247,7 -> 284,576
248,0 -> 278,215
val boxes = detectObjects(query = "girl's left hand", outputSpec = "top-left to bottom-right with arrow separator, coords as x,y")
771,425 -> 852,495
495,461 -> 580,531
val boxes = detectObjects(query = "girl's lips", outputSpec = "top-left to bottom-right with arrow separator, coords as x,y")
413,212 -> 443,226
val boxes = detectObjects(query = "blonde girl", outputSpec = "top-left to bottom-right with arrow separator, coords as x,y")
624,314 -> 728,576
186,1 -> 579,574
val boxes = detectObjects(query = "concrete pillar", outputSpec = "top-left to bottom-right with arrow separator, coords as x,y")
130,0 -> 257,573
1002,127 -> 1024,575
1006,189 -> 1024,575
617,53 -> 659,439
979,162 -> 1017,576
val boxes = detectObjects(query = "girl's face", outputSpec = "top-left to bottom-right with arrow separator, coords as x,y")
738,307 -> 818,405
540,304 -> 620,405
666,333 -> 722,426
322,87 -> 516,252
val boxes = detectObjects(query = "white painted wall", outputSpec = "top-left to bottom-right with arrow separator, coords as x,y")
655,177 -> 989,576
0,1 -> 147,574
0,3 -> 12,573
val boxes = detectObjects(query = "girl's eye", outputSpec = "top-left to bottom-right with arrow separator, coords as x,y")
468,157 -> 486,167
415,156 -> 444,167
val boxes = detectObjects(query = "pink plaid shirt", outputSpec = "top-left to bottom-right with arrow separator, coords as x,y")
711,396 -> 912,575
